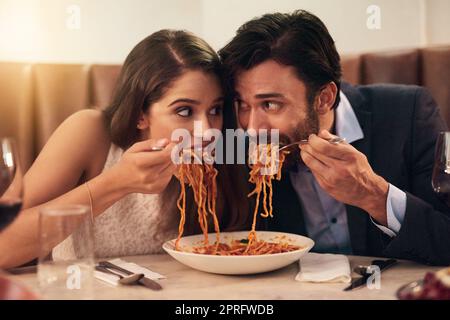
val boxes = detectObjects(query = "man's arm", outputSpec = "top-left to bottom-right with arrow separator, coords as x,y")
382,87 -> 450,265
300,87 -> 450,265
383,193 -> 450,265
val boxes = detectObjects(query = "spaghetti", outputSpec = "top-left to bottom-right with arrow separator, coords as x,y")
174,144 -> 301,256
245,144 -> 292,253
192,238 -> 301,255
175,149 -> 220,252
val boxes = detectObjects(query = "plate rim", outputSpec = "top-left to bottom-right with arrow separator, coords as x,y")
162,230 -> 315,259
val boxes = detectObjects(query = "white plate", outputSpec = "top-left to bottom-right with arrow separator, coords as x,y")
162,231 -> 314,275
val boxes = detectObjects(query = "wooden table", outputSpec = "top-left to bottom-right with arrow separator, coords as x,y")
6,254 -> 440,300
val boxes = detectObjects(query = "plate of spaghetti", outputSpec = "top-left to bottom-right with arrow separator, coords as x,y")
163,145 -> 314,275
163,230 -> 314,275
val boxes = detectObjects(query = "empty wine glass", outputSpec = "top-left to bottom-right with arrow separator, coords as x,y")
431,132 -> 450,207
0,138 -> 23,231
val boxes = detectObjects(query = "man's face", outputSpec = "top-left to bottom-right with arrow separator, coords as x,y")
234,60 -> 320,167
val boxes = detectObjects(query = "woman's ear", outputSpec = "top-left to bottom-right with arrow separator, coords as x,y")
137,112 -> 150,130
315,82 -> 338,115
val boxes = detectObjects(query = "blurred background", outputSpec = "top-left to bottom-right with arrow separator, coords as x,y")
0,0 -> 449,170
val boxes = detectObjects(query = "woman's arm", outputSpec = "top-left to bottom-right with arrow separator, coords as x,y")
0,110 -> 177,269
0,110 -> 118,268
0,165 -> 126,268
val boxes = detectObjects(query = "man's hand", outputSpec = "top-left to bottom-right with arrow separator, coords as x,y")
299,130 -> 389,226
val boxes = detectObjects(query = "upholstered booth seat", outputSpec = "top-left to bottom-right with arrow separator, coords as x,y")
0,46 -> 449,170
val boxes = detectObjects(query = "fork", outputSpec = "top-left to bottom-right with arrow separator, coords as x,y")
279,136 -> 346,152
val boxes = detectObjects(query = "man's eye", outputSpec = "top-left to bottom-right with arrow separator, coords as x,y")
263,101 -> 281,111
176,107 -> 192,117
209,105 -> 223,116
236,100 -> 250,112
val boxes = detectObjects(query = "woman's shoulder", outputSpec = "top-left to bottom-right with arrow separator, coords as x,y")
65,109 -> 108,131
60,109 -> 110,145
65,109 -> 112,176
40,109 -> 112,177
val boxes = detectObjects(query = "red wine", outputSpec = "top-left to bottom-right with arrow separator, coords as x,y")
0,202 -> 22,230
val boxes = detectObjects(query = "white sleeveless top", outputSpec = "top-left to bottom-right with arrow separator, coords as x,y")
52,144 -> 178,260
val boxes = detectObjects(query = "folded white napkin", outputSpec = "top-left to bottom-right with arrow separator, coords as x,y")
94,258 -> 166,286
295,252 -> 351,283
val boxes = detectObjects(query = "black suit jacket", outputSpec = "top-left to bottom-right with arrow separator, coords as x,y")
263,83 -> 450,266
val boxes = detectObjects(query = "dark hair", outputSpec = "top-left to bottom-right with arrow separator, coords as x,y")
104,29 -> 223,149
219,10 -> 342,108
103,30 -> 251,235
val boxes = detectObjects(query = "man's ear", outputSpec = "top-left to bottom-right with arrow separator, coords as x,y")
315,82 -> 338,115
137,112 -> 150,130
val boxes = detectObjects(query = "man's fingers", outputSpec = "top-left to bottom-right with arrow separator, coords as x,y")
317,129 -> 335,140
300,143 -> 337,167
300,149 -> 329,176
307,132 -> 352,160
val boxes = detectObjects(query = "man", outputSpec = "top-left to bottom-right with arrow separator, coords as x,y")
219,10 -> 450,265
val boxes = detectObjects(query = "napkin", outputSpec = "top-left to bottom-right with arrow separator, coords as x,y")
94,258 -> 166,286
295,252 -> 351,283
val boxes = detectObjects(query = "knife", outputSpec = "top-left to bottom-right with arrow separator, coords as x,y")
98,260 -> 162,291
344,259 -> 397,291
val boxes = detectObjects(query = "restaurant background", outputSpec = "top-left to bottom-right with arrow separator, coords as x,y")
0,0 -> 450,302
0,0 -> 449,170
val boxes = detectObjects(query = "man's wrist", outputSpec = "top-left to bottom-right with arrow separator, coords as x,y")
361,174 -> 389,225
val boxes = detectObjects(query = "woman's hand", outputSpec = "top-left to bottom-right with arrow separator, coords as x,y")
111,138 -> 178,195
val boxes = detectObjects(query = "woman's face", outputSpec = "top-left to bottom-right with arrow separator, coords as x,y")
139,70 -> 224,146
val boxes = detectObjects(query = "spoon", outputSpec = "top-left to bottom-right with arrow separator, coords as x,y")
95,265 -> 144,285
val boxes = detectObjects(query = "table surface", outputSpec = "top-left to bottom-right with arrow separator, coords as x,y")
6,254 -> 440,300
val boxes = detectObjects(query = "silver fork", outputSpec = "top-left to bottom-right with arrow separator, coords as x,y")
279,136 -> 346,151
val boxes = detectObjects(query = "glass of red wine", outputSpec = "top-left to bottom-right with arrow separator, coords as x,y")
432,131 -> 450,207
0,138 -> 23,231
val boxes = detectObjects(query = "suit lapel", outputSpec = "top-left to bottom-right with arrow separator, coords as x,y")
342,84 -> 373,255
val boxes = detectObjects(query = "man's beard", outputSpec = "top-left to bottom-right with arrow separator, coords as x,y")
279,106 -> 319,171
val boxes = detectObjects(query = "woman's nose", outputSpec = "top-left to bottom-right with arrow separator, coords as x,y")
194,114 -> 214,132
191,115 -> 216,145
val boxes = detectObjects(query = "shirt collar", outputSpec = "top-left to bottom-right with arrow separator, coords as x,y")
335,91 -> 364,144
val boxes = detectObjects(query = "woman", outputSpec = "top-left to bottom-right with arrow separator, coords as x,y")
0,30 -> 250,268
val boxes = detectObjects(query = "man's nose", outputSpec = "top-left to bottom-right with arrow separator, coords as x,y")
247,108 -> 270,132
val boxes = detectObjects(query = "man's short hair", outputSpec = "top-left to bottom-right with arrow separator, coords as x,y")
219,10 -> 342,108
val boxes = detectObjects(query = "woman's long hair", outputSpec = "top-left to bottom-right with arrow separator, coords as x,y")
103,30 -> 251,236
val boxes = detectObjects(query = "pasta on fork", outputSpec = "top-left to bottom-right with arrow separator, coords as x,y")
175,144 -> 301,255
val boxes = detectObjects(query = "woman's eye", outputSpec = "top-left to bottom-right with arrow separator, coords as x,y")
176,107 -> 192,117
209,105 -> 223,116
263,101 -> 281,112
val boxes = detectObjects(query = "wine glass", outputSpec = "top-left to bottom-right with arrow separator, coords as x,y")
431,132 -> 450,207
0,137 -> 23,231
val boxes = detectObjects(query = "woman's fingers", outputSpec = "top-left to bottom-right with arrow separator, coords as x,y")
127,138 -> 169,153
133,142 -> 177,167
158,160 -> 177,176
